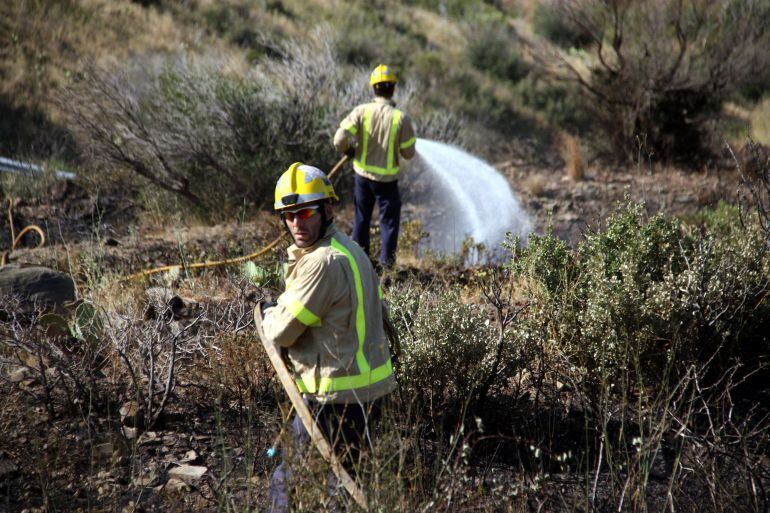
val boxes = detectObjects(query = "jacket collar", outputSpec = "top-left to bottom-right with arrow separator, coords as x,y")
373,96 -> 395,106
287,225 -> 337,262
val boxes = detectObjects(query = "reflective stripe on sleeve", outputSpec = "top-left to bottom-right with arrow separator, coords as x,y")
341,119 -> 358,136
280,296 -> 322,327
400,136 -> 416,149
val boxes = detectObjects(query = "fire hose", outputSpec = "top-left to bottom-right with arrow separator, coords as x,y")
123,156 -> 348,282
2,198 -> 46,266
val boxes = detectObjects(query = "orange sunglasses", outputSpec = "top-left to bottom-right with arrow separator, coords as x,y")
281,206 -> 319,222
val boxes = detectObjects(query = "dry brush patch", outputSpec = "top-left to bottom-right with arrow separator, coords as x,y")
1,199 -> 769,512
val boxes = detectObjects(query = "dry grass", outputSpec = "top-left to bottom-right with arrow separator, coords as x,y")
562,133 -> 585,181
750,96 -> 770,145
0,0 -> 237,121
521,172 -> 548,196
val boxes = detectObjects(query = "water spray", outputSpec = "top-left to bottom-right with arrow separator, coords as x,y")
406,139 -> 531,259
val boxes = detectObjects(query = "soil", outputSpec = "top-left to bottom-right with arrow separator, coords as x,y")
0,162 -> 753,512
3,162 -> 744,273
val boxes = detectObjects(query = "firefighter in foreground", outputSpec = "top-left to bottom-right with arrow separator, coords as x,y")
334,64 -> 416,269
256,162 -> 397,512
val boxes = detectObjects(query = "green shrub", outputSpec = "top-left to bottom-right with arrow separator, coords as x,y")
512,201 -> 769,389
387,284 -> 521,421
465,17 -> 529,83
532,2 -> 593,49
514,75 -> 591,131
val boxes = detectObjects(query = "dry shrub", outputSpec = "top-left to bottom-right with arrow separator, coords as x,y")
562,133 -> 585,181
522,172 -> 548,196
61,28 -> 363,219
539,0 -> 770,164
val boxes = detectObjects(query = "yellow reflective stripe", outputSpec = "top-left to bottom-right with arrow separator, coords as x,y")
296,376 -> 316,393
330,237 -> 369,374
317,359 -> 393,393
387,110 -> 402,170
354,162 -> 400,175
355,106 -> 373,172
378,284 -> 383,299
341,119 -> 357,135
282,297 -> 322,327
400,136 -> 416,149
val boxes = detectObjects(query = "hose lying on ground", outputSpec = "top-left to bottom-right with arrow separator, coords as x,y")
2,198 -> 46,266
124,156 -> 349,282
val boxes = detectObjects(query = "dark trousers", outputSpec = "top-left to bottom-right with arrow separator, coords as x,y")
268,399 -> 384,513
353,174 -> 401,267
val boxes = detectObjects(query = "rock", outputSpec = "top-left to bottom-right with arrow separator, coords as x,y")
133,472 -> 158,487
138,431 -> 162,446
121,426 -> 138,440
144,287 -> 199,320
168,464 -> 207,484
179,450 -> 198,464
0,264 -> 75,312
163,477 -> 191,493
9,366 -> 34,383
119,401 -> 144,428
92,435 -> 128,466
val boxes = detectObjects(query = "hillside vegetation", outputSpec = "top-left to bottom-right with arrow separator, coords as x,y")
1,1 -> 770,512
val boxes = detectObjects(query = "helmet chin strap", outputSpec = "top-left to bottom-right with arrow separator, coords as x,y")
318,207 -> 333,239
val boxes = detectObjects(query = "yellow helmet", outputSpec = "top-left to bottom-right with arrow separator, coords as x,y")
274,162 -> 339,211
369,64 -> 398,86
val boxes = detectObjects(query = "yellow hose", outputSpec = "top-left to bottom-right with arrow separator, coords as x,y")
2,198 -> 46,266
123,156 -> 349,282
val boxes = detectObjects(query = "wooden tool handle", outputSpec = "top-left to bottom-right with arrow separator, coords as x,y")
255,304 -> 369,511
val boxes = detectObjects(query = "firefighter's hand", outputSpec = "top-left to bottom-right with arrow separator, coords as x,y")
344,147 -> 355,159
258,298 -> 276,316
259,298 -> 277,315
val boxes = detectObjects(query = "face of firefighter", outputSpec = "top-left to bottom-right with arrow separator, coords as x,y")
284,203 -> 333,248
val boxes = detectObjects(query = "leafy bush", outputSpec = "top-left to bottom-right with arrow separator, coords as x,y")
388,283 -> 522,420
532,2 -> 593,49
465,16 -> 529,83
514,74 -> 591,131
512,201 -> 769,389
63,30 -> 360,219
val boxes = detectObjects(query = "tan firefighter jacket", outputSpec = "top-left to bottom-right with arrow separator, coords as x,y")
334,97 -> 416,183
256,225 -> 397,405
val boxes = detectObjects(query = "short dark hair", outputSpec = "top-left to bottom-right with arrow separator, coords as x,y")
373,82 -> 395,98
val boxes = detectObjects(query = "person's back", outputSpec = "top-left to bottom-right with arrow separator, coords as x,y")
337,96 -> 415,182
334,64 -> 416,268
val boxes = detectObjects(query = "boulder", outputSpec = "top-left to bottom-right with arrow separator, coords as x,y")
0,264 -> 75,311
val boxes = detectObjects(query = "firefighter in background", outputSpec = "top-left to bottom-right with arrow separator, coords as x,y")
334,64 -> 416,269
256,162 -> 397,512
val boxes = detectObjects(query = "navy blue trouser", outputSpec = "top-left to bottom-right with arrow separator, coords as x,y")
352,174 -> 401,267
